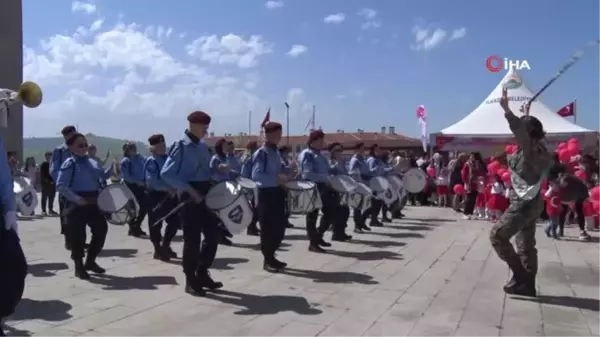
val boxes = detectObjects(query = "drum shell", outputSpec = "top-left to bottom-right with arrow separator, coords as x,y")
13,176 -> 38,216
206,181 -> 254,235
286,181 -> 323,214
403,168 -> 428,193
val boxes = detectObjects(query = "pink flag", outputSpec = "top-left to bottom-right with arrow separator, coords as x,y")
416,105 -> 426,120
416,105 -> 428,152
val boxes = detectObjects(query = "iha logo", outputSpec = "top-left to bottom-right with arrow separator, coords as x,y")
486,56 -> 531,72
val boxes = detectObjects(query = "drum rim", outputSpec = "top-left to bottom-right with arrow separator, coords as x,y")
206,181 -> 243,210
97,184 -> 135,213
330,175 -> 358,192
285,180 -> 315,190
235,177 -> 257,189
369,176 -> 390,192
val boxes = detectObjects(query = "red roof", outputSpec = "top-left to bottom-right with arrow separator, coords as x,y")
205,131 -> 421,150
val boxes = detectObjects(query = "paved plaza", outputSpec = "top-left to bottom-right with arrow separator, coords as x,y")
4,200 -> 599,336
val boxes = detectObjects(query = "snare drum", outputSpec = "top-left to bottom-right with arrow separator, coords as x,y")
347,182 -> 373,211
13,176 -> 38,216
284,180 -> 323,214
97,183 -> 139,225
236,176 -> 257,206
205,181 -> 253,235
369,176 -> 390,193
403,168 -> 428,193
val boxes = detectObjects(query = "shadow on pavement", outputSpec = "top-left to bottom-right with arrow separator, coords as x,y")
88,274 -> 178,290
28,262 -> 69,277
351,239 -> 406,249
515,295 -> 599,312
363,231 -> 425,240
212,257 -> 250,270
9,298 -> 73,322
282,267 -> 378,285
98,248 -> 138,258
206,289 -> 322,316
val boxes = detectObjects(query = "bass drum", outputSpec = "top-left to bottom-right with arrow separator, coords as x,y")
13,176 -> 38,216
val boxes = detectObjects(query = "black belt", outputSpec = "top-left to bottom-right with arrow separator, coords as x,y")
189,181 -> 212,194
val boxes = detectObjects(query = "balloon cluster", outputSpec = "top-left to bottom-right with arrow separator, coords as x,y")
556,138 -> 580,164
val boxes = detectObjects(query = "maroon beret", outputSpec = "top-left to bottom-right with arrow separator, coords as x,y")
263,121 -> 282,133
187,111 -> 211,125
148,134 -> 165,145
246,141 -> 258,150
61,125 -> 76,135
308,129 -> 325,143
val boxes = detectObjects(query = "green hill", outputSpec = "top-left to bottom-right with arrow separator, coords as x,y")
24,133 -> 149,163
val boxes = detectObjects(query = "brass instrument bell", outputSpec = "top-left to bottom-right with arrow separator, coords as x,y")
0,81 -> 43,108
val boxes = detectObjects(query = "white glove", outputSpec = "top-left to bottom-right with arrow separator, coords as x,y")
4,211 -> 18,234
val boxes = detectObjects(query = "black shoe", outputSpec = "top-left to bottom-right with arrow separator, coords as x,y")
246,227 -> 260,236
154,248 -> 171,262
332,234 -> 352,242
264,260 -> 282,272
318,239 -> 332,247
84,243 -> 90,250
197,270 -> 223,290
286,222 -> 294,228
504,269 -> 536,297
84,261 -> 106,274
370,221 -> 383,227
219,237 -> 233,246
128,228 -> 146,237
165,246 -> 177,258
185,280 -> 206,297
49,210 -> 58,215
309,244 -> 326,253
382,217 -> 392,223
64,241 -> 72,251
74,262 -> 90,280
362,225 -> 372,231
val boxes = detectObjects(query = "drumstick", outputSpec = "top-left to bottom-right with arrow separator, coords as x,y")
151,201 -> 189,227
526,40 -> 599,106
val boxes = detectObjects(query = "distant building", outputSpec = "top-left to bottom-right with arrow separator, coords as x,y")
204,126 -> 423,155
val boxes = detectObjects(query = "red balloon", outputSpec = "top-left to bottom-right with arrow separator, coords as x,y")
574,170 -> 587,181
593,201 -> 600,215
426,167 -> 436,177
566,142 -> 579,156
453,184 -> 465,195
505,145 -> 517,154
568,137 -> 579,144
496,168 -> 507,177
501,172 -> 511,183
557,142 -> 567,150
487,161 -> 501,175
558,149 -> 570,163
591,186 -> 600,202
583,200 -> 595,217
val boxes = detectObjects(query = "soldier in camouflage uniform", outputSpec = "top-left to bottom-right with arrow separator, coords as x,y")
489,87 -> 552,297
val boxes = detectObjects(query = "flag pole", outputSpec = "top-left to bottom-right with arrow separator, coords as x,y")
312,105 -> 316,130
573,99 -> 577,124
285,102 -> 290,145
248,110 -> 252,135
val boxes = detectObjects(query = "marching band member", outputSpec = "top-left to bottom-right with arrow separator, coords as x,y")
328,142 -> 352,241
144,134 -> 179,262
50,125 -> 78,249
299,130 -> 337,253
252,121 -> 290,272
209,139 -> 235,246
241,141 -> 260,236
279,145 -> 295,228
362,144 -> 393,227
120,143 -> 148,237
348,142 -> 371,233
56,133 -> 112,279
161,111 -> 223,296
226,141 -> 241,174
0,136 -> 27,337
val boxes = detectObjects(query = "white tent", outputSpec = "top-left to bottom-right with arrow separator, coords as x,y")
432,69 -> 597,151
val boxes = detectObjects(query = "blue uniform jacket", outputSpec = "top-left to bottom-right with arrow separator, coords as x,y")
144,154 -> 170,191
56,155 -> 112,203
120,154 -> 146,184
160,131 -> 212,190
0,137 -> 16,221
50,144 -> 70,182
298,148 -> 330,183
366,156 -> 393,177
251,145 -> 286,188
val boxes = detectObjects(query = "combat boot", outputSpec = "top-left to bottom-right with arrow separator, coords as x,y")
504,262 -> 536,297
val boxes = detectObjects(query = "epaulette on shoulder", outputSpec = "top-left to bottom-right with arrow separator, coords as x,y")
60,158 -> 75,170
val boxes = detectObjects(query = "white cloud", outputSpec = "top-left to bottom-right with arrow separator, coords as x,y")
23,20 -> 266,139
411,23 -> 467,51
357,8 -> 381,30
71,1 -> 96,14
89,18 -> 104,32
285,88 -> 312,113
286,44 -> 307,57
265,0 -> 284,9
185,34 -> 272,69
324,13 -> 346,24
450,27 -> 467,41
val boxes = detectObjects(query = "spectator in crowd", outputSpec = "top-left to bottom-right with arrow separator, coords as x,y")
40,151 -> 57,215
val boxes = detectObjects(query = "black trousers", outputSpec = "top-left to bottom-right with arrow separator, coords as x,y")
180,182 -> 219,279
258,187 -> 287,261
559,199 -> 586,233
334,204 -> 350,235
0,228 -> 27,321
362,198 -> 383,224
353,208 -> 364,229
41,182 -> 56,213
58,195 -> 71,246
463,190 -> 478,215
305,183 -> 337,244
125,182 -> 149,230
65,193 -> 108,262
147,190 -> 179,250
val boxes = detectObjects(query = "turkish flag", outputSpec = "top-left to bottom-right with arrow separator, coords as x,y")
556,101 -> 575,117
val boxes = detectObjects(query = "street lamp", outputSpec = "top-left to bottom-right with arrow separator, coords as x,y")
284,102 -> 290,145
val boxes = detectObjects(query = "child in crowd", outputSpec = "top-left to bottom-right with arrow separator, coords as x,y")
475,177 -> 487,219
487,174 -> 508,222
544,182 -> 561,239
436,166 -> 449,207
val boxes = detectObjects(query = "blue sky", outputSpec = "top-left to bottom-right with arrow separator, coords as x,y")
23,0 -> 599,141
